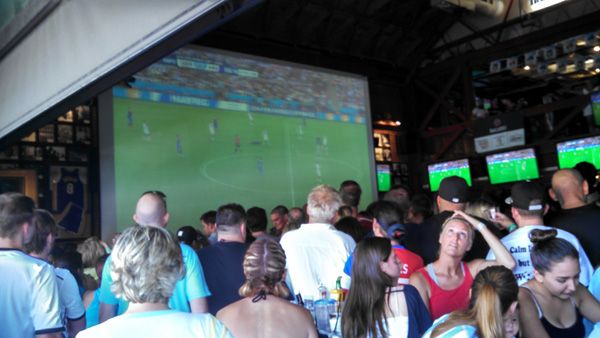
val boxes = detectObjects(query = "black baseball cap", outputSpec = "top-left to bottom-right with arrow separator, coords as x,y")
438,176 -> 469,204
505,181 -> 545,211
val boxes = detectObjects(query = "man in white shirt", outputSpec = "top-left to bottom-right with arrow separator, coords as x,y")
0,193 -> 63,338
486,181 -> 593,286
280,184 -> 356,300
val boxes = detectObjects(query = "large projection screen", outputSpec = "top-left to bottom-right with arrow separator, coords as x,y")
100,46 -> 376,235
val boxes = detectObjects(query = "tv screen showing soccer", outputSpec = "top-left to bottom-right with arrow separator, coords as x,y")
427,159 -> 472,192
100,46 -> 375,231
557,136 -> 600,169
592,91 -> 600,126
376,164 -> 391,192
486,148 -> 539,185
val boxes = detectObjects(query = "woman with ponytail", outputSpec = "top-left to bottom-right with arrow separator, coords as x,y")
217,237 -> 317,338
518,229 -> 600,338
422,265 -> 519,338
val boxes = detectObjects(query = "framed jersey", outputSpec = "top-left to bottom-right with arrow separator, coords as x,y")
50,166 -> 90,239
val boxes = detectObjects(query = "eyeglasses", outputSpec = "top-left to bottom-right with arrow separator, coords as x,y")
141,190 -> 167,209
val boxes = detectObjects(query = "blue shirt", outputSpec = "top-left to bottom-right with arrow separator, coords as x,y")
99,243 -> 210,313
422,314 -> 478,338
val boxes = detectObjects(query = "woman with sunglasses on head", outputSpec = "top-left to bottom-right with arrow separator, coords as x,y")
518,229 -> 600,338
410,210 -> 515,321
342,237 -> 432,338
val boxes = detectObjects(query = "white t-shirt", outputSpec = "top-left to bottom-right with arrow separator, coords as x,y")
76,309 -> 232,338
486,225 -> 593,286
280,223 -> 355,300
55,267 -> 86,329
0,249 -> 63,337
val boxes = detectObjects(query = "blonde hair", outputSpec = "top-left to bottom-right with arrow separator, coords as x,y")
77,237 -> 106,267
431,266 -> 518,338
307,184 -> 342,223
239,237 -> 288,298
440,216 -> 475,250
110,225 -> 184,304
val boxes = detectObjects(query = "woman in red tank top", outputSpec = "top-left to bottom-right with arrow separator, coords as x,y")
409,210 -> 515,320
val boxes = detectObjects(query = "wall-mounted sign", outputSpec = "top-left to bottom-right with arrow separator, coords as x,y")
529,0 -> 570,13
473,113 -> 525,153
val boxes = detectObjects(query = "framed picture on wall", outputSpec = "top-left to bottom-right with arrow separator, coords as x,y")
50,166 -> 90,238
57,125 -> 73,144
21,132 -> 37,142
75,126 -> 91,145
57,111 -> 74,123
39,125 -> 55,143
21,145 -> 43,161
0,146 -> 19,160
46,146 -> 66,161
0,169 -> 38,203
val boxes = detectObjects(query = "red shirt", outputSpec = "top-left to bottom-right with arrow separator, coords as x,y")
392,245 -> 424,284
417,262 -> 473,320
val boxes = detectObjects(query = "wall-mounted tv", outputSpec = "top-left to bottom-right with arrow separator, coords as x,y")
376,164 -> 392,192
427,159 -> 472,192
592,91 -> 600,126
556,135 -> 600,169
486,148 -> 539,184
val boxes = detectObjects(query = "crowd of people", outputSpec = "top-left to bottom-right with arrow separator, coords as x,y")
1,165 -> 600,337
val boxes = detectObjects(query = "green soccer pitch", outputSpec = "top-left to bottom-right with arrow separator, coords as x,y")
112,97 -> 374,231
487,157 -> 539,185
428,167 -> 472,192
558,147 -> 600,169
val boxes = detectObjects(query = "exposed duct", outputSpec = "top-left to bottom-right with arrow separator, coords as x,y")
432,0 -> 505,17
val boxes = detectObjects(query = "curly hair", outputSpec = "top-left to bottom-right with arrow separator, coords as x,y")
110,225 -> 184,304
239,237 -> 288,298
77,237 -> 106,268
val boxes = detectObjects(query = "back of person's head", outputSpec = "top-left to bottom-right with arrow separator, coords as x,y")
286,207 -> 307,232
52,247 -> 84,287
77,236 -> 107,268
135,190 -> 168,227
246,207 -> 268,233
23,209 -> 56,254
574,161 -> 598,193
339,180 -> 362,208
335,216 -> 366,243
239,237 -> 288,298
343,237 -> 395,338
307,184 -> 342,223
216,203 -> 246,232
200,210 -> 216,225
383,184 -> 412,213
176,225 -> 197,247
432,266 -> 518,338
366,200 -> 405,243
551,169 -> 586,207
437,176 -> 469,208
530,229 -> 579,275
111,225 -> 184,304
0,192 -> 35,239
409,193 -> 433,219
337,205 -> 354,218
506,181 -> 546,217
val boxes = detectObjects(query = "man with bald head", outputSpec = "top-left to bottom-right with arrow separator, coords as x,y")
99,191 -> 210,322
547,168 -> 600,266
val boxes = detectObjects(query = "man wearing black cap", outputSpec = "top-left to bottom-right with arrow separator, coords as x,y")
416,176 -> 498,264
485,181 -> 593,286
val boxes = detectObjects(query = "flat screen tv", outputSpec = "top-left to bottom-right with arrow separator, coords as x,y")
592,91 -> 600,126
376,164 -> 392,192
486,148 -> 539,184
556,135 -> 600,169
427,159 -> 472,192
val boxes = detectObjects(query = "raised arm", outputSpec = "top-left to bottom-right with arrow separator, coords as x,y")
453,210 -> 515,275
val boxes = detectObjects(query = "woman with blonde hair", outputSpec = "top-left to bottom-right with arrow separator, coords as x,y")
77,225 -> 230,338
423,265 -> 519,338
410,210 -> 515,321
217,237 -> 317,338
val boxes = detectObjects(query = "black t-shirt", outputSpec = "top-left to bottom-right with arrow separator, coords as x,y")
415,211 -> 503,265
197,241 -> 249,315
546,204 -> 600,267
